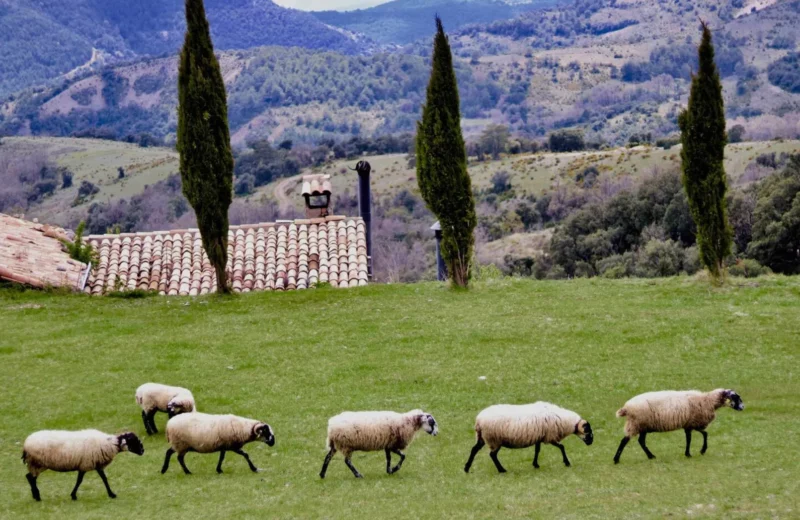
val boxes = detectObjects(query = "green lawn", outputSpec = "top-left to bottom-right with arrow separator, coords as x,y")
0,277 -> 798,519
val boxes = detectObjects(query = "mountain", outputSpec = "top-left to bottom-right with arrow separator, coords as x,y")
312,0 -> 562,44
2,0 -> 799,147
0,0 -> 374,98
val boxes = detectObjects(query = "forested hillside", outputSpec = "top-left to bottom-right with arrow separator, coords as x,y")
0,0 -> 373,98
3,0 -> 798,146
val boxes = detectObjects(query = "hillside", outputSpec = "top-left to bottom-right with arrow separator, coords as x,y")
1,278 -> 798,517
313,0 -> 547,44
3,0 -> 798,146
0,0 -> 374,98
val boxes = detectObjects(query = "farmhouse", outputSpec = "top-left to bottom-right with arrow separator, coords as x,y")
0,174 -> 370,295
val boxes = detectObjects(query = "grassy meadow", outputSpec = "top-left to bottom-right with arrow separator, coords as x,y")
0,277 -> 798,518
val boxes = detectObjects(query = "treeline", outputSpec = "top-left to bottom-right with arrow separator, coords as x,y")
494,155 -> 800,279
767,52 -> 800,94
621,38 -> 745,83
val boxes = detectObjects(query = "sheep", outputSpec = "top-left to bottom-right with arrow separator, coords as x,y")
320,409 -> 438,479
135,383 -> 196,435
463,402 -> 593,473
161,412 -> 274,475
22,429 -> 144,501
613,389 -> 744,464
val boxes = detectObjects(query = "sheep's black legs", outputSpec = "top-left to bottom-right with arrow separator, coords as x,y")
161,448 -> 175,474
489,448 -> 506,473
70,471 -> 85,500
177,452 -> 192,474
216,451 -> 226,474
684,429 -> 692,457
97,469 -> 116,499
26,473 -> 41,501
385,449 -> 393,474
638,433 -> 656,459
613,436 -> 630,464
389,449 -> 406,474
320,448 -> 336,478
533,442 -> 542,468
464,438 -> 485,473
699,430 -> 708,454
147,410 -> 159,434
142,411 -> 152,435
233,448 -> 259,472
344,456 -> 363,478
552,442 -> 571,467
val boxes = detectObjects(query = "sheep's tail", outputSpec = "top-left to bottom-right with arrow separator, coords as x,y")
616,408 -> 627,418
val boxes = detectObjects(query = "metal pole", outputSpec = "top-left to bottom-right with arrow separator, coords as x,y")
355,161 -> 372,278
431,221 -> 447,281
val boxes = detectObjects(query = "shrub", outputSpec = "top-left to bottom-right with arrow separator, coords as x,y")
574,261 -> 595,278
683,246 -> 702,275
767,52 -> 800,94
545,264 -> 568,280
635,239 -> 685,278
60,221 -> 96,265
548,129 -> 585,152
728,259 -> 771,278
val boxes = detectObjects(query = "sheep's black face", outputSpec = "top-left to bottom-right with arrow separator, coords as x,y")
256,424 -> 275,446
726,390 -> 745,411
167,403 -> 188,418
577,421 -> 594,445
422,414 -> 438,436
119,433 -> 145,456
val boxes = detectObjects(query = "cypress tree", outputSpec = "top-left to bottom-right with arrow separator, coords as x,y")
177,0 -> 234,293
679,22 -> 732,279
416,17 -> 477,288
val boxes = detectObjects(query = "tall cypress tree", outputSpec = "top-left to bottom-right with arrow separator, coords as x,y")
416,17 -> 477,288
679,22 -> 732,279
177,0 -> 234,293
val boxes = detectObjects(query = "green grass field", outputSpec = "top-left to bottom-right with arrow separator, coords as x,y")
1,277 -> 798,518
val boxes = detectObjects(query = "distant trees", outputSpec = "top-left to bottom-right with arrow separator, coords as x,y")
416,18 -> 476,288
679,23 -> 732,279
478,124 -> 510,159
177,0 -> 234,294
728,125 -> 746,143
747,156 -> 800,274
548,129 -> 585,153
767,52 -> 800,94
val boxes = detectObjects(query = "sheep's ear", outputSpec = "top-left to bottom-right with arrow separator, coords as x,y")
118,436 -> 127,449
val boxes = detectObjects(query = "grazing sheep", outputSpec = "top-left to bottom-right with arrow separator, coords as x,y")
613,389 -> 744,464
22,430 -> 144,501
320,409 -> 438,479
135,383 -> 196,435
161,413 -> 274,475
464,402 -> 593,473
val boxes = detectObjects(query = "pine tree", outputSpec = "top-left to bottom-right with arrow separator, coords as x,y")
679,22 -> 732,279
416,17 -> 477,288
177,0 -> 234,293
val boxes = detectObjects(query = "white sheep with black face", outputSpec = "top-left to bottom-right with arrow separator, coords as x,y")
161,413 -> 274,475
22,429 -> 144,501
464,402 -> 593,473
320,409 -> 438,479
135,383 -> 196,435
613,389 -> 744,463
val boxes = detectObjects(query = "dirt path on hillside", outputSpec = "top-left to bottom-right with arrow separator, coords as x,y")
274,174 -> 303,215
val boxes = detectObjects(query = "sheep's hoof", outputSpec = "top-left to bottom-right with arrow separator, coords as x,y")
71,494 -> 78,501
319,473 -> 326,479
647,455 -> 656,460
613,458 -> 620,464
108,493 -> 117,499
533,464 -> 539,469
685,453 -> 692,458
564,463 -> 571,468
216,469 -> 223,474
354,474 -> 364,479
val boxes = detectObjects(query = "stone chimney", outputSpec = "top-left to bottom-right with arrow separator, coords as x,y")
301,174 -> 332,218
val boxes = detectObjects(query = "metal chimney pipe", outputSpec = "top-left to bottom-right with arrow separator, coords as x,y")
355,160 -> 373,277
431,221 -> 447,281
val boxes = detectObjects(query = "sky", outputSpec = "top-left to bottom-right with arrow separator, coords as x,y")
273,0 -> 391,11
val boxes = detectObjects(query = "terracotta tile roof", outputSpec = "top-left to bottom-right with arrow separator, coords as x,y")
0,213 -> 88,290
84,215 -> 368,296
